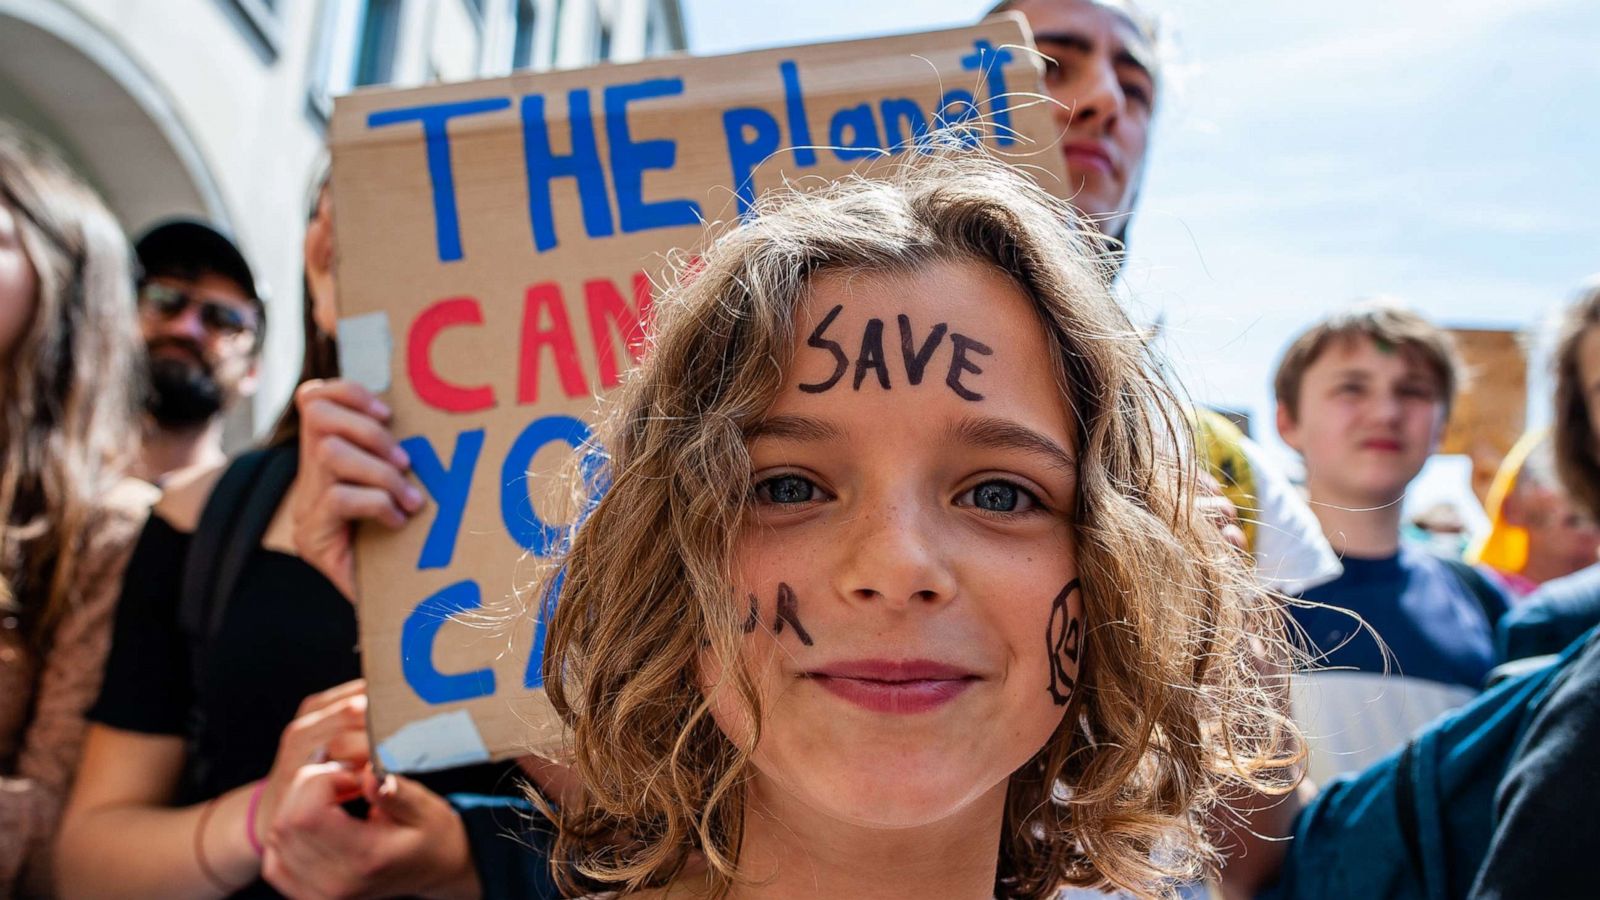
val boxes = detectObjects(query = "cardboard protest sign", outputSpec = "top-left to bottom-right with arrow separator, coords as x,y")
329,16 -> 1068,771
1438,327 -> 1527,505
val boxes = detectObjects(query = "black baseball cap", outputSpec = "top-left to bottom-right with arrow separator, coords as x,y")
134,218 -> 262,305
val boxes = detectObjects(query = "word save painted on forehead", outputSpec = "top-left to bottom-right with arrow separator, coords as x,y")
799,306 -> 994,401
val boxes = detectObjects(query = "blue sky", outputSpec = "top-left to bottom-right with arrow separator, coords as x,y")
681,0 -> 1600,515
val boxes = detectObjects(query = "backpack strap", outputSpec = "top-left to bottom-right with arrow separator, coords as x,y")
177,444 -> 299,761
179,448 -> 276,643
203,445 -> 298,647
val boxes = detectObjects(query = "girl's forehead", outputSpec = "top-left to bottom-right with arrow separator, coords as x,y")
777,260 -> 1072,436
797,261 -> 1043,347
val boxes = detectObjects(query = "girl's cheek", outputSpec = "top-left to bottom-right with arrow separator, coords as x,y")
698,626 -> 777,754
699,641 -> 753,752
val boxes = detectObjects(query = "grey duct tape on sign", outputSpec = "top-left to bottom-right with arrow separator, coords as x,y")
337,311 -> 393,394
375,709 -> 492,773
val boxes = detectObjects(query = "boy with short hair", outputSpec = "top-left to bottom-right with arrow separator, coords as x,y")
1275,302 -> 1508,779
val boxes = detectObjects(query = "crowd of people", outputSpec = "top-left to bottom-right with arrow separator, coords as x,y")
1,1 -> 1596,898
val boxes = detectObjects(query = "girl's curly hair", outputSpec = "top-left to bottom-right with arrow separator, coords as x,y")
536,148 -> 1301,899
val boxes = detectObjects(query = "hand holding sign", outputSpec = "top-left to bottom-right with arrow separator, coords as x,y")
290,379 -> 422,600
262,765 -> 478,900
253,681 -> 373,865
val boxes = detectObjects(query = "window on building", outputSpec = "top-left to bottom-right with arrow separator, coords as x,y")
354,0 -> 403,86
227,0 -> 284,57
512,0 -> 537,69
645,8 -> 660,55
595,5 -> 612,61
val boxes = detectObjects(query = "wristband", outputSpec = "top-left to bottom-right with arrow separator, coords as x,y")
194,796 -> 233,893
245,780 -> 267,857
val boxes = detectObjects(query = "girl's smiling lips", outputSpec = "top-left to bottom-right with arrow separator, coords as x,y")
804,659 -> 981,715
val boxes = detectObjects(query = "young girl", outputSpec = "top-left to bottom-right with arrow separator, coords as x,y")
297,148 -> 1299,898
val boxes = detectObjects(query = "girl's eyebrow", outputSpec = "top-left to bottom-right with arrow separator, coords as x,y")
947,415 -> 1077,474
745,414 -> 845,443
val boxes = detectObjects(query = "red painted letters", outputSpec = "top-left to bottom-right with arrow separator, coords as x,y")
409,273 -> 655,410
584,273 -> 653,388
408,298 -> 497,412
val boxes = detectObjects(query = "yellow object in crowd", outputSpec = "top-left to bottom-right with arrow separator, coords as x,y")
1192,409 -> 1259,553
1467,429 -> 1547,573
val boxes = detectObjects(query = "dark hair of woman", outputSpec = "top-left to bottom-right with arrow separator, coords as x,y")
1552,278 -> 1600,519
264,176 -> 339,448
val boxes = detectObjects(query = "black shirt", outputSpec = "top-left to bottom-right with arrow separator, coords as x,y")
89,514 -> 521,897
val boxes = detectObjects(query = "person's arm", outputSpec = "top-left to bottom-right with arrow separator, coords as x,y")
55,726 -> 257,899
0,495 -> 147,895
56,682 -> 371,898
1496,570 -> 1600,662
1467,631 -> 1600,899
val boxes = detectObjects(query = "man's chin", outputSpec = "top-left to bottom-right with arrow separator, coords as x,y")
147,401 -> 225,429
146,367 -> 227,427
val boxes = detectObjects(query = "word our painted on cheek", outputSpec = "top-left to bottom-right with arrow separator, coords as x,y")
396,415 -> 597,704
1046,580 -> 1083,707
742,582 -> 815,646
407,273 -> 651,414
366,40 -> 1016,262
798,305 -> 994,401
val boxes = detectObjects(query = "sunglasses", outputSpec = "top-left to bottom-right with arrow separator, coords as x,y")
138,282 -> 259,337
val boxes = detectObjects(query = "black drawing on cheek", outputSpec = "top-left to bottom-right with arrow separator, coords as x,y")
1046,579 -> 1083,707
852,317 -> 891,391
772,582 -> 815,646
898,314 -> 947,386
945,333 -> 994,402
798,304 -> 848,394
739,584 -> 815,647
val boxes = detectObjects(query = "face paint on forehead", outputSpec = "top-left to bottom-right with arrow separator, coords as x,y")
797,304 -> 995,401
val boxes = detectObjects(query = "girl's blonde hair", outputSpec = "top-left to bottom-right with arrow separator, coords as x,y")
0,122 -> 141,648
540,149 -> 1299,899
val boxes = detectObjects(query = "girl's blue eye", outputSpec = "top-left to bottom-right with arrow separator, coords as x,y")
966,480 -> 1039,513
757,474 -> 816,504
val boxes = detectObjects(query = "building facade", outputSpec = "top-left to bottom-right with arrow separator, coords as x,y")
0,0 -> 686,440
